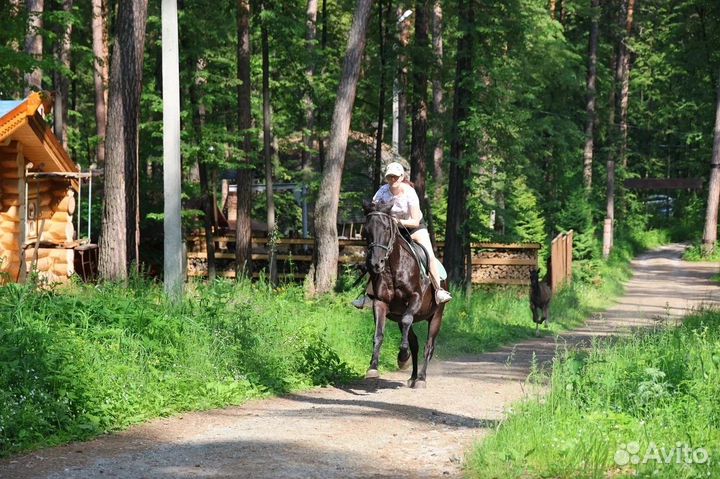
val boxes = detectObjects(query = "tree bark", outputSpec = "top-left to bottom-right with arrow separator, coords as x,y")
191,58 -> 216,281
24,0 -> 44,95
410,0 -> 430,236
702,71 -> 720,255
98,0 -> 148,281
53,0 -> 73,152
618,0 -> 635,168
261,2 -> 277,285
235,0 -> 254,280
374,0 -> 390,192
302,0 -> 318,170
313,0 -> 373,294
92,0 -> 109,166
394,4 -> 411,156
444,0 -> 473,285
431,0 -> 445,201
582,0 -> 599,189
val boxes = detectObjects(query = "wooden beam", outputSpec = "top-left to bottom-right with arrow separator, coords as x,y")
623,178 -> 704,190
472,257 -> 537,266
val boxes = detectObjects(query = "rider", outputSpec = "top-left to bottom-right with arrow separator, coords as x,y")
353,161 -> 452,307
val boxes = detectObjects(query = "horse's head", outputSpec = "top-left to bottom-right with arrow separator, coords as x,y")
363,200 -> 396,274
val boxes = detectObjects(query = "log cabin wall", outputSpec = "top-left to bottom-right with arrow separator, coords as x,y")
24,184 -> 77,282
0,141 -> 24,283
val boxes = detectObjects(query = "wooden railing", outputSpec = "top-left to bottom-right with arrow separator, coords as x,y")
186,233 -> 542,285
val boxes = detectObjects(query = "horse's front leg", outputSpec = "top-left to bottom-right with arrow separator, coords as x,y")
366,300 -> 390,379
399,293 -> 422,365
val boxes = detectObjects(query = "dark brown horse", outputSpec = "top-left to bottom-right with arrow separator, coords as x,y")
362,200 -> 446,388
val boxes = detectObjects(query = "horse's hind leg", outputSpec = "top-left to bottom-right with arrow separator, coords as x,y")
366,302 -> 389,379
405,326 -> 419,388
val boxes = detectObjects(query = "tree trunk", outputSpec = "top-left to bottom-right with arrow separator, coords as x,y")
393,4 -> 411,156
410,0 -> 430,234
702,71 -> 720,255
444,0 -> 473,285
191,58 -> 216,281
374,0 -> 390,192
261,3 -> 277,285
92,0 -> 109,166
582,0 -> 599,189
431,0 -> 445,202
236,0 -> 254,280
618,0 -> 635,168
24,0 -> 44,95
313,0 -> 373,294
302,0 -> 318,170
53,0 -> 73,151
98,0 -> 148,281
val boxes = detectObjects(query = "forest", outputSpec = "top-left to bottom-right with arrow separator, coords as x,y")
1,0 -> 719,292
4,2 -> 720,475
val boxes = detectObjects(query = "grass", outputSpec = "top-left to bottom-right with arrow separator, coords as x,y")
466,311 -> 720,479
0,228 -> 669,458
683,242 -> 720,262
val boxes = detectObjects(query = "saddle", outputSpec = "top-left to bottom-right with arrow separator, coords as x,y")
398,230 -> 430,280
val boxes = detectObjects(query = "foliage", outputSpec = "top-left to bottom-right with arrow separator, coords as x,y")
503,176 -> 547,244
683,243 -> 720,262
0,278 -> 386,456
466,310 -> 720,479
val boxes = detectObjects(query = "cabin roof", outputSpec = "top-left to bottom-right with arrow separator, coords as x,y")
0,91 -> 79,175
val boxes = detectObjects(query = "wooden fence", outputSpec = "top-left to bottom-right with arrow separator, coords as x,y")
550,230 -> 573,292
186,233 -> 541,285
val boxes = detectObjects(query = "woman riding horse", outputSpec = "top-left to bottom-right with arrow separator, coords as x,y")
353,162 -> 451,308
362,199 -> 448,387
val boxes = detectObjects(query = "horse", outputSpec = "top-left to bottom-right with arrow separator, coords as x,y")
361,200 -> 446,388
529,268 -> 552,337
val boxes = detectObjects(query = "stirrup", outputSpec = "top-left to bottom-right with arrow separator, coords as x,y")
435,289 -> 452,304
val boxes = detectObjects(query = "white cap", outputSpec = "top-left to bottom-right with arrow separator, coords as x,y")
384,162 -> 405,178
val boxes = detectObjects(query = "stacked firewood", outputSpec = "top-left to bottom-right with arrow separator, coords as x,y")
471,249 -> 537,284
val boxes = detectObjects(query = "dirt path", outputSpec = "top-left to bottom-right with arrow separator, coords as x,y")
2,244 -> 719,479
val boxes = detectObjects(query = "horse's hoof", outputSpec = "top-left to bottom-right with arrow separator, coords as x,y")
406,379 -> 416,388
413,379 -> 426,389
397,353 -> 412,370
365,369 -> 380,379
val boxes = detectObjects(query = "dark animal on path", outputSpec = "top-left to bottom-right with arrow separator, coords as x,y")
361,200 -> 446,388
529,268 -> 552,337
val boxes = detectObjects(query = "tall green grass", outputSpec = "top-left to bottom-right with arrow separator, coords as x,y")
467,311 -> 720,479
0,278 -> 392,456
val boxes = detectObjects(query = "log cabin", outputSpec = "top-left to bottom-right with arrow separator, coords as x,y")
0,91 -> 89,284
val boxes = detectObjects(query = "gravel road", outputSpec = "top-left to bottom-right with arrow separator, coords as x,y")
2,244 -> 718,479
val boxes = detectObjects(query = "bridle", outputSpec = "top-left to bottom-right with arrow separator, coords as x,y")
366,211 -> 397,271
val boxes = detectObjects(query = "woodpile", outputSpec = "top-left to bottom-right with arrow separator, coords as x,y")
470,247 -> 539,285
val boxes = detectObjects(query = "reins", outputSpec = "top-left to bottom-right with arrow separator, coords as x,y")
366,211 -> 398,269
